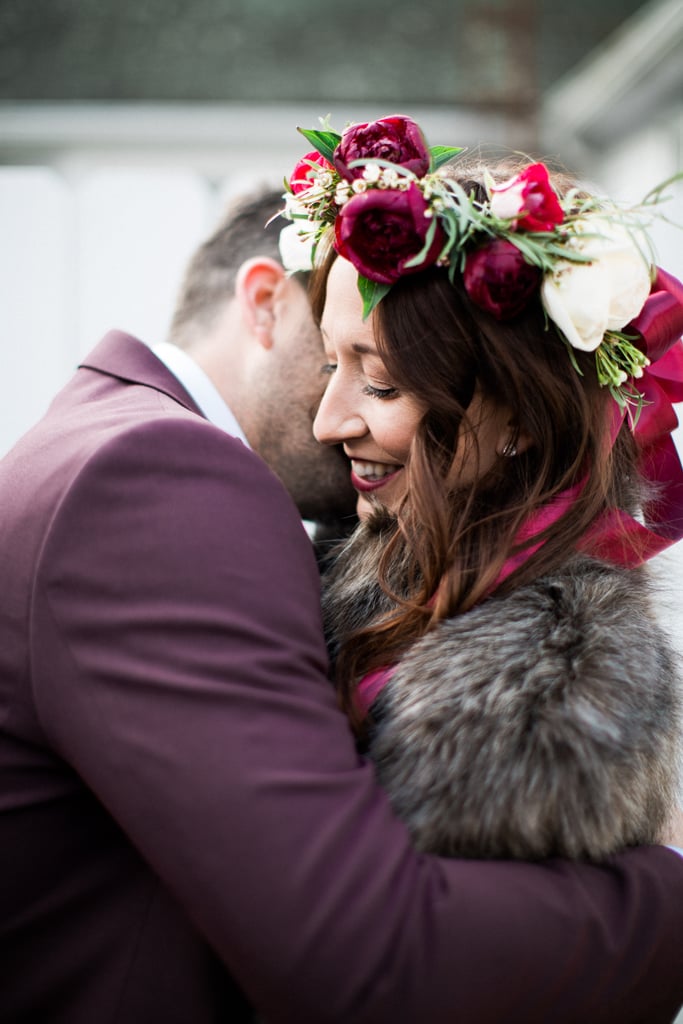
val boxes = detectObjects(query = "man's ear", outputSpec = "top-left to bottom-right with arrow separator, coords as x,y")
235,257 -> 286,350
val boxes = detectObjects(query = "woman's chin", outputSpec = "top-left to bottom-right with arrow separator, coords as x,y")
356,490 -> 402,521
356,493 -> 377,520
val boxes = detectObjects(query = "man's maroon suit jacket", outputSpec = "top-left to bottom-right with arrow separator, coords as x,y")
1,330 -> 682,1023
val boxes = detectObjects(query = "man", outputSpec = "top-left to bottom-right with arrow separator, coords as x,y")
1,188 -> 682,1024
162,188 -> 357,533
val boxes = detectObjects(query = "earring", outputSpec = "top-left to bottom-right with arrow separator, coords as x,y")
502,440 -> 517,458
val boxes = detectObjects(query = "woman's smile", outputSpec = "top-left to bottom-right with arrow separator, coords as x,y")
313,257 -> 424,518
350,458 -> 404,492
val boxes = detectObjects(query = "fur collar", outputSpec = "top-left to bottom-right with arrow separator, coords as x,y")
323,520 -> 682,860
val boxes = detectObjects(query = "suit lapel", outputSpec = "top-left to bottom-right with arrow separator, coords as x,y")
79,330 -> 205,419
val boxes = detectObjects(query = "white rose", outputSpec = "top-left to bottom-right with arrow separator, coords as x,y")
541,218 -> 651,352
278,222 -> 316,273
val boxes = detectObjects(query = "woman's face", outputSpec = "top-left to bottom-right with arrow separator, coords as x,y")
313,257 -> 423,519
313,257 -> 509,519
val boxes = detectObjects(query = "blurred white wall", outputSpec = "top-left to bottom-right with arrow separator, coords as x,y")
0,163 -> 216,450
0,168 -> 73,453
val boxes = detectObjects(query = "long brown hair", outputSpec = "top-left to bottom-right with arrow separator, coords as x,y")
311,162 -> 644,725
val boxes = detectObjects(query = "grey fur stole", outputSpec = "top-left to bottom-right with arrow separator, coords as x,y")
322,521 -> 682,860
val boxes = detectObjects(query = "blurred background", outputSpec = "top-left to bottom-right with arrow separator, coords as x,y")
1,0 -> 682,642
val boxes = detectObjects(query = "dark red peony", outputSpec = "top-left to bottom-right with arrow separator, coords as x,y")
289,151 -> 334,195
334,184 -> 445,285
333,115 -> 431,182
489,163 -> 564,233
463,240 -> 541,319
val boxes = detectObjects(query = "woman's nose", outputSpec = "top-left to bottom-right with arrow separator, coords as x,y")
313,380 -> 366,446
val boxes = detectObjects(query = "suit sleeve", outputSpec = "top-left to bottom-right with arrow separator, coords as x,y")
31,417 -> 683,1024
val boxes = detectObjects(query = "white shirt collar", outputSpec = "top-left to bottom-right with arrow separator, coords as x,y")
152,341 -> 249,447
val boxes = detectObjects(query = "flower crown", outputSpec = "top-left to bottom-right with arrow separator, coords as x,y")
280,113 -> 679,414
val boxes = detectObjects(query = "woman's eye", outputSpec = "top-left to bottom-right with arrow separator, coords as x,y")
363,383 -> 399,400
321,363 -> 337,376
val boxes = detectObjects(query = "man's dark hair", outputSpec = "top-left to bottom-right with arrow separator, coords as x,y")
169,187 -> 299,349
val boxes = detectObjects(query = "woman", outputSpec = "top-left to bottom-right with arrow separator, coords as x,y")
283,115 -> 683,861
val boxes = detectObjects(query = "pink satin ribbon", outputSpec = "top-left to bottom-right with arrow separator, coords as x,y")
355,667 -> 395,718
355,269 -> 683,718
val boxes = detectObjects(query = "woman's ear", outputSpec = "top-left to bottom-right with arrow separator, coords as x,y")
235,257 -> 286,349
496,423 -> 533,458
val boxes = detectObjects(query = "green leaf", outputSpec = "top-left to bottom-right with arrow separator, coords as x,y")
358,275 -> 392,320
640,170 -> 683,206
445,179 -> 479,234
562,338 -> 583,377
441,211 -> 460,245
403,217 -> 438,269
483,167 -> 496,199
430,145 -> 464,171
297,127 -> 342,163
506,234 -> 547,270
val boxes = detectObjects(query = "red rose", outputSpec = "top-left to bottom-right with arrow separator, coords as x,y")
334,184 -> 445,285
289,151 -> 334,195
463,240 -> 541,320
490,163 -> 564,232
333,115 -> 430,182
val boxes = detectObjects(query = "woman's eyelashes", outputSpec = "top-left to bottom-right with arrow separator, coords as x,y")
321,360 -> 398,400
362,382 -> 399,400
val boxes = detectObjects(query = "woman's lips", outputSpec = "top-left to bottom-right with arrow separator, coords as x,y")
350,460 -> 403,493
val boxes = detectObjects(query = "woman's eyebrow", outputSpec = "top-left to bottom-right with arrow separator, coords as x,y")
320,325 -> 378,357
